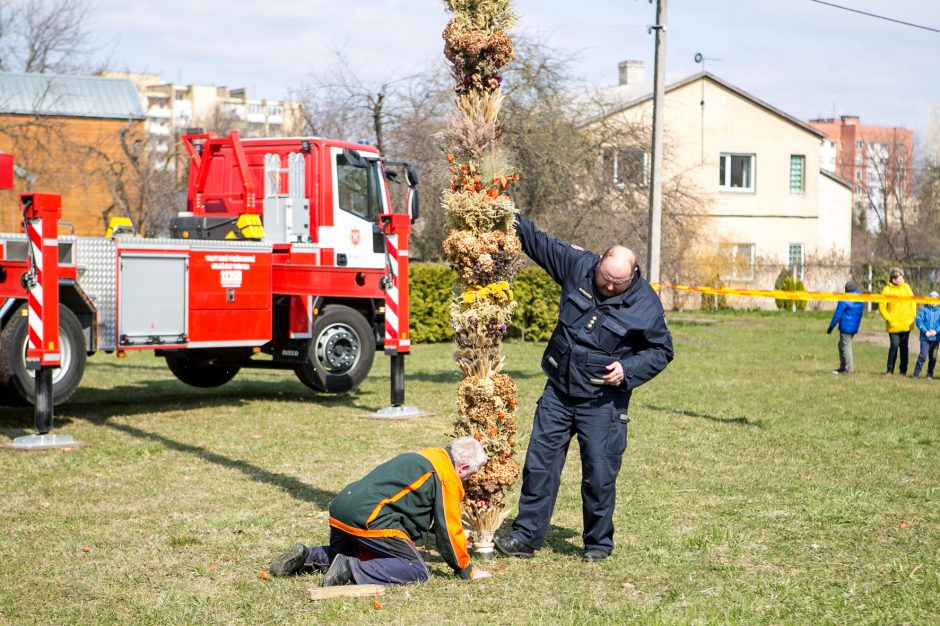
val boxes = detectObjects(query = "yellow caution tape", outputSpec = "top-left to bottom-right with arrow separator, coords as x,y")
652,283 -> 940,305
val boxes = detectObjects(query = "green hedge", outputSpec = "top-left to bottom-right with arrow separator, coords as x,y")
407,263 -> 561,343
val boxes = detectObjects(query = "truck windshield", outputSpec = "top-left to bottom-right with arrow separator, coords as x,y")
336,152 -> 383,222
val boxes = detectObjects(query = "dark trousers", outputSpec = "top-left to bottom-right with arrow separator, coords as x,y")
913,340 -> 938,377
510,381 -> 629,555
305,527 -> 429,585
887,331 -> 910,374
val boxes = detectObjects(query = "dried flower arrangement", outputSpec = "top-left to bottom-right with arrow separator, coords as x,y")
440,0 -> 521,555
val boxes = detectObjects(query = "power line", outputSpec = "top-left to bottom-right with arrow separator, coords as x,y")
809,1 -> 940,34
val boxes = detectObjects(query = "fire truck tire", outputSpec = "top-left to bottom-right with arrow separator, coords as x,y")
294,305 -> 375,393
165,353 -> 240,388
0,304 -> 86,406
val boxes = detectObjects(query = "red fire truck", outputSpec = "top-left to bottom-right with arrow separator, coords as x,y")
0,131 -> 418,407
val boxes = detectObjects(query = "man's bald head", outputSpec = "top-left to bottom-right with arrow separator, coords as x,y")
595,245 -> 637,297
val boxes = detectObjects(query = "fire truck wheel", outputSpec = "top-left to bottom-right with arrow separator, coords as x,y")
295,305 -> 375,393
164,352 -> 240,388
0,304 -> 86,406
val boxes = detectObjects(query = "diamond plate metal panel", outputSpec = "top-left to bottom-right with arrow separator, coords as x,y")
74,237 -> 117,350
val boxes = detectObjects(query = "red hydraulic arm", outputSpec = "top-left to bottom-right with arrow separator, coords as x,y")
182,131 -> 257,214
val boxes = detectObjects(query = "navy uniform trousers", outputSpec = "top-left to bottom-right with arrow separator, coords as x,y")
510,381 -> 629,555
303,527 -> 429,585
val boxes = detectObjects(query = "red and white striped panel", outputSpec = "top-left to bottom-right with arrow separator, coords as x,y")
26,219 -> 43,353
384,233 -> 400,350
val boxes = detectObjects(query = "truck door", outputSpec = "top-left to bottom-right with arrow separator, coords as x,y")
319,147 -> 387,270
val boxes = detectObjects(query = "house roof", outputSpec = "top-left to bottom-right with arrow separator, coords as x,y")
0,72 -> 145,120
576,71 -> 826,140
821,168 -> 854,189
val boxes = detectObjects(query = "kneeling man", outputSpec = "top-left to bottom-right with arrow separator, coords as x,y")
270,436 -> 491,585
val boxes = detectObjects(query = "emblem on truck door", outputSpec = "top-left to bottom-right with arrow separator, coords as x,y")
350,228 -> 361,246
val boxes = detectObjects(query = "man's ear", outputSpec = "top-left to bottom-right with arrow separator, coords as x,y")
455,462 -> 471,479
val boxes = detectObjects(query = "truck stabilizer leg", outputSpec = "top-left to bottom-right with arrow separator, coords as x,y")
363,353 -> 430,420
2,192 -> 84,451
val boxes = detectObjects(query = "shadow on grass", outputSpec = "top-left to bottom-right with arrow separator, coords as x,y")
103,421 -> 336,509
0,379 -> 376,437
645,404 -> 764,428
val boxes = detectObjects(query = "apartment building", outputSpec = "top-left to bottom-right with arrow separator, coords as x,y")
809,115 -> 914,229
99,72 -> 305,171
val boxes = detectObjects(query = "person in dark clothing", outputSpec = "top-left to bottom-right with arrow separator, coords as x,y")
827,280 -> 864,374
495,215 -> 674,563
269,437 -> 491,586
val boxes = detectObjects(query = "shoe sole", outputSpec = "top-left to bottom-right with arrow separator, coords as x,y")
270,543 -> 306,577
322,555 -> 354,586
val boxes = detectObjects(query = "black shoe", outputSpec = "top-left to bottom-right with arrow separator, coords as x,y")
270,543 -> 308,577
494,535 -> 535,558
583,549 -> 609,562
322,554 -> 355,587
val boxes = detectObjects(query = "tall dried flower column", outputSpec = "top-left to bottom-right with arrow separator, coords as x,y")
439,0 -> 521,557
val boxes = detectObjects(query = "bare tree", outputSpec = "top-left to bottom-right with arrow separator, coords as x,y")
0,0 -> 97,74
856,133 -> 917,262
79,122 -> 181,236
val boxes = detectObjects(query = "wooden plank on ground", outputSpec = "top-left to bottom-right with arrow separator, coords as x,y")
308,584 -> 386,601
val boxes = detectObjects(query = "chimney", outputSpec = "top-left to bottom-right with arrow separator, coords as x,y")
618,60 -> 645,85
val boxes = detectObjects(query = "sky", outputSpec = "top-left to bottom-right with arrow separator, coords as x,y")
89,0 -> 940,139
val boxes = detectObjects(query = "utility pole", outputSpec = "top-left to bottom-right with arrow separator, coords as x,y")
646,0 -> 667,285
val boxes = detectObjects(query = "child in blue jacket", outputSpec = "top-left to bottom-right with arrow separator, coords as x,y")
912,290 -> 940,379
827,280 -> 864,374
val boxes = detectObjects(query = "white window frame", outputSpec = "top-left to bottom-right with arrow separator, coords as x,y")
603,146 -> 650,189
788,243 -> 804,280
718,153 -> 755,192
719,243 -> 756,282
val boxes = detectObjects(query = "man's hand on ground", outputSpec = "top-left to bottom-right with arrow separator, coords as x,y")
471,568 -> 492,579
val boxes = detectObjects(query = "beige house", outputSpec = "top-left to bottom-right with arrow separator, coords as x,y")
583,65 -> 853,307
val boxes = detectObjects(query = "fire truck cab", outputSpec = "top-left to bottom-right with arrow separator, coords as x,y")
0,132 -> 417,406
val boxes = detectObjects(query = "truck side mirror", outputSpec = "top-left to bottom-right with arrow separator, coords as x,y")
407,186 -> 419,223
405,165 -> 419,222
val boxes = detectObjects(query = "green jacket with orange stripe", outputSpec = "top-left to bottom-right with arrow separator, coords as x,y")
328,447 -> 473,579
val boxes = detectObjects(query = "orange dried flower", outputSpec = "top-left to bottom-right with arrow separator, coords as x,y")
508,399 -> 517,407
208,563 -> 219,569
447,152 -> 455,162
81,546 -> 91,553
258,570 -> 269,579
488,427 -> 497,435
497,411 -> 505,419
508,438 -> 515,446
474,432 -> 483,441
373,599 -> 383,609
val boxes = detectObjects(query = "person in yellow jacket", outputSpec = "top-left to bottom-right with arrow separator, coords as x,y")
879,267 -> 917,375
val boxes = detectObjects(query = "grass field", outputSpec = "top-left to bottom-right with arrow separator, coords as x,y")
0,310 -> 937,625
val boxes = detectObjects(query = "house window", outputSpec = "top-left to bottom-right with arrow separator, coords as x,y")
789,155 -> 805,193
718,153 -> 755,191
788,243 -> 804,280
719,243 -> 756,281
603,147 -> 649,189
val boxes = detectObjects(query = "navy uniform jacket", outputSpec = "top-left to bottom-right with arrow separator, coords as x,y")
516,214 -> 674,401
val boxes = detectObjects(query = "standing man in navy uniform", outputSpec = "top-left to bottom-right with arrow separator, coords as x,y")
495,214 -> 674,562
